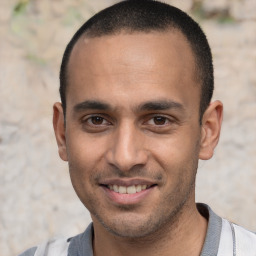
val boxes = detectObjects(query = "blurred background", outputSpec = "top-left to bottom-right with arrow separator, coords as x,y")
0,0 -> 256,255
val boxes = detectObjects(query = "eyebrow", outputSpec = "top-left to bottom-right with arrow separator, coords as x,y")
73,99 -> 184,114
73,100 -> 112,112
137,100 -> 184,112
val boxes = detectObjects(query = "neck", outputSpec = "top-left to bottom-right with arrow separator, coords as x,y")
92,202 -> 208,256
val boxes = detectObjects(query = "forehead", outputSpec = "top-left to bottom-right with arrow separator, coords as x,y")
69,30 -> 196,76
66,31 -> 200,113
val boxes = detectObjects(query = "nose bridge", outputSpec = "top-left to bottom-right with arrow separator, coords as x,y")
106,120 -> 147,171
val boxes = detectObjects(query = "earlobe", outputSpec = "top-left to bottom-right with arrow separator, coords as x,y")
199,100 -> 223,160
53,102 -> 68,161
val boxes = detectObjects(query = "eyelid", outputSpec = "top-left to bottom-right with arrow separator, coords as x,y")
81,114 -> 112,126
143,114 -> 176,125
148,117 -> 166,126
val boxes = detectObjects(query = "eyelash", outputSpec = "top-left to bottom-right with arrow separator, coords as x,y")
80,114 -> 176,132
82,115 -> 111,126
146,116 -> 172,126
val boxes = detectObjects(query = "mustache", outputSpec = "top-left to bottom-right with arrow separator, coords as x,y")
91,165 -> 163,182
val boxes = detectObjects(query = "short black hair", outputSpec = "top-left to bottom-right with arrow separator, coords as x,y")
60,0 -> 214,121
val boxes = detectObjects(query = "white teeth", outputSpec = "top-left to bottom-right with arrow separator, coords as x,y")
113,184 -> 119,192
119,186 -> 127,194
108,184 -> 149,194
127,185 -> 136,194
136,185 -> 142,192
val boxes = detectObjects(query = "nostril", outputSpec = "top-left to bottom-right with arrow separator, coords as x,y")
105,149 -> 149,172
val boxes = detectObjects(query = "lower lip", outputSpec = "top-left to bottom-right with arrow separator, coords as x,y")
101,186 -> 156,205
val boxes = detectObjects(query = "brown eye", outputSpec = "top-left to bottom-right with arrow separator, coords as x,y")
153,116 -> 167,125
90,116 -> 104,125
81,115 -> 112,132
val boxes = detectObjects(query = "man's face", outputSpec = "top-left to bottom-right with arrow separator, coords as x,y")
60,31 -> 203,237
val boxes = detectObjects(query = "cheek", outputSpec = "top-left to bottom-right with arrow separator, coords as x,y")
147,130 -> 200,189
67,148 -> 99,208
148,131 -> 200,165
65,132 -> 110,195
65,137 -> 95,191
66,130 -> 106,169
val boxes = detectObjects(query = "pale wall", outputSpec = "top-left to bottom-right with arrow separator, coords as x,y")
0,0 -> 256,255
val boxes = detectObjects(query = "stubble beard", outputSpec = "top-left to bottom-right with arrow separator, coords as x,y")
87,163 -> 198,241
68,148 -> 199,241
93,184 -> 196,243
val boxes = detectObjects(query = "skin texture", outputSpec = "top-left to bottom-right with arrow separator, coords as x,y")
53,31 -> 223,256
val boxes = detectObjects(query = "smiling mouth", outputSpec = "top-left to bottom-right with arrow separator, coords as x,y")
103,184 -> 156,194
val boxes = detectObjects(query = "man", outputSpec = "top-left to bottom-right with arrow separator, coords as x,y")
19,0 -> 256,255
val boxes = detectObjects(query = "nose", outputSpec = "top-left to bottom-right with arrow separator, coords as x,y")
105,121 -> 148,172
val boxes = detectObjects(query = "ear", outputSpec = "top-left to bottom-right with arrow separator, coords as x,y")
53,102 -> 68,161
199,100 -> 223,160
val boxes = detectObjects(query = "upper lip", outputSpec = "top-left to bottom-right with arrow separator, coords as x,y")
99,178 -> 157,187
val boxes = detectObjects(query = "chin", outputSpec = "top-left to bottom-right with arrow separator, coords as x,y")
104,224 -> 156,238
94,212 -> 168,239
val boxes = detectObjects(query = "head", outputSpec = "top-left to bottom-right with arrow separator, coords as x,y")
59,0 -> 214,122
53,0 -> 223,239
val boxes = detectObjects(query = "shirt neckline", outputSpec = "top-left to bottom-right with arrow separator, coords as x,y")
68,203 -> 222,256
